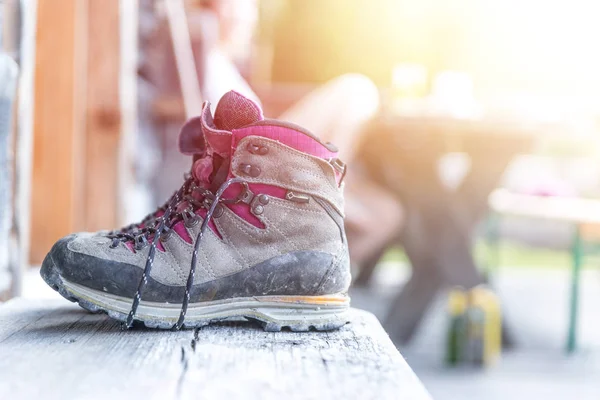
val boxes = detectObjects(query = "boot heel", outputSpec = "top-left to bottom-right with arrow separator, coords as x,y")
245,296 -> 351,332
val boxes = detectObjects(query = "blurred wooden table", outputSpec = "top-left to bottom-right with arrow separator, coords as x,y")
360,114 -> 534,345
0,298 -> 431,400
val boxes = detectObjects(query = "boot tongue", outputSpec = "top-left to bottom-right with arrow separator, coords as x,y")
213,90 -> 263,131
178,91 -> 263,157
180,91 -> 264,185
199,91 -> 263,157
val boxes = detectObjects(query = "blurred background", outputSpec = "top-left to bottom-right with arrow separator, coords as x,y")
1,0 -> 600,399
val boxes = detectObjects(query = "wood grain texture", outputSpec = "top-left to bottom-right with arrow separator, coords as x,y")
31,0 -> 124,263
0,299 -> 430,400
82,0 -> 121,231
30,0 -> 86,264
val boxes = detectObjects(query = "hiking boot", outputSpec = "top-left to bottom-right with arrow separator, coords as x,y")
41,91 -> 351,331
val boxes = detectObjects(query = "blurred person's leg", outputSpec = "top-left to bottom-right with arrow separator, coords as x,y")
344,168 -> 404,283
278,73 -> 380,161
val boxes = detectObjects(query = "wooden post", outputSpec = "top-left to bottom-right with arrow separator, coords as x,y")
30,0 -> 124,264
30,0 -> 87,264
82,0 -> 121,231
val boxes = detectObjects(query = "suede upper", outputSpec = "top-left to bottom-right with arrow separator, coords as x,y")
42,91 -> 351,302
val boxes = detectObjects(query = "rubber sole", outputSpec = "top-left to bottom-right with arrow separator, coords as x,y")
41,262 -> 350,331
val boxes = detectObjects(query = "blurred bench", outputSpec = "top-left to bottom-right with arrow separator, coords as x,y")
0,298 -> 431,399
488,188 -> 600,352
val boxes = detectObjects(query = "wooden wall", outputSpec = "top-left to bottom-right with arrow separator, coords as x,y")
30,0 -> 124,264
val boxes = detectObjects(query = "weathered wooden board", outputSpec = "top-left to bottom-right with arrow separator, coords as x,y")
0,299 -> 430,400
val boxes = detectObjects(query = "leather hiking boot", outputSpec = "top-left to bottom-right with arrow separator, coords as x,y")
41,91 -> 351,331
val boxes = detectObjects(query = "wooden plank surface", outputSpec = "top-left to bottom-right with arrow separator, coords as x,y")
0,299 -> 430,400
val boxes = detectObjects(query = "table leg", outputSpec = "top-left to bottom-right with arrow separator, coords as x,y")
385,190 -> 516,347
365,134 -> 525,347
567,226 -> 583,353
384,201 -> 486,344
353,244 -> 389,287
354,233 -> 402,287
384,262 -> 444,344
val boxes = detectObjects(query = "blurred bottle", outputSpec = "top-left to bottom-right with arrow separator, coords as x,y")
445,287 -> 468,366
464,285 -> 502,367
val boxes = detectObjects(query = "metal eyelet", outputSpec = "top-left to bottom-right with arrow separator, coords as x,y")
240,164 -> 261,177
184,215 -> 200,228
200,198 -> 224,219
212,204 -> 224,218
182,208 -> 200,228
134,235 -> 148,251
159,228 -> 173,242
247,143 -> 269,155
250,194 -> 270,215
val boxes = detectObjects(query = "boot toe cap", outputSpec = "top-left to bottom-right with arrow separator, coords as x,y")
41,234 -> 142,299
